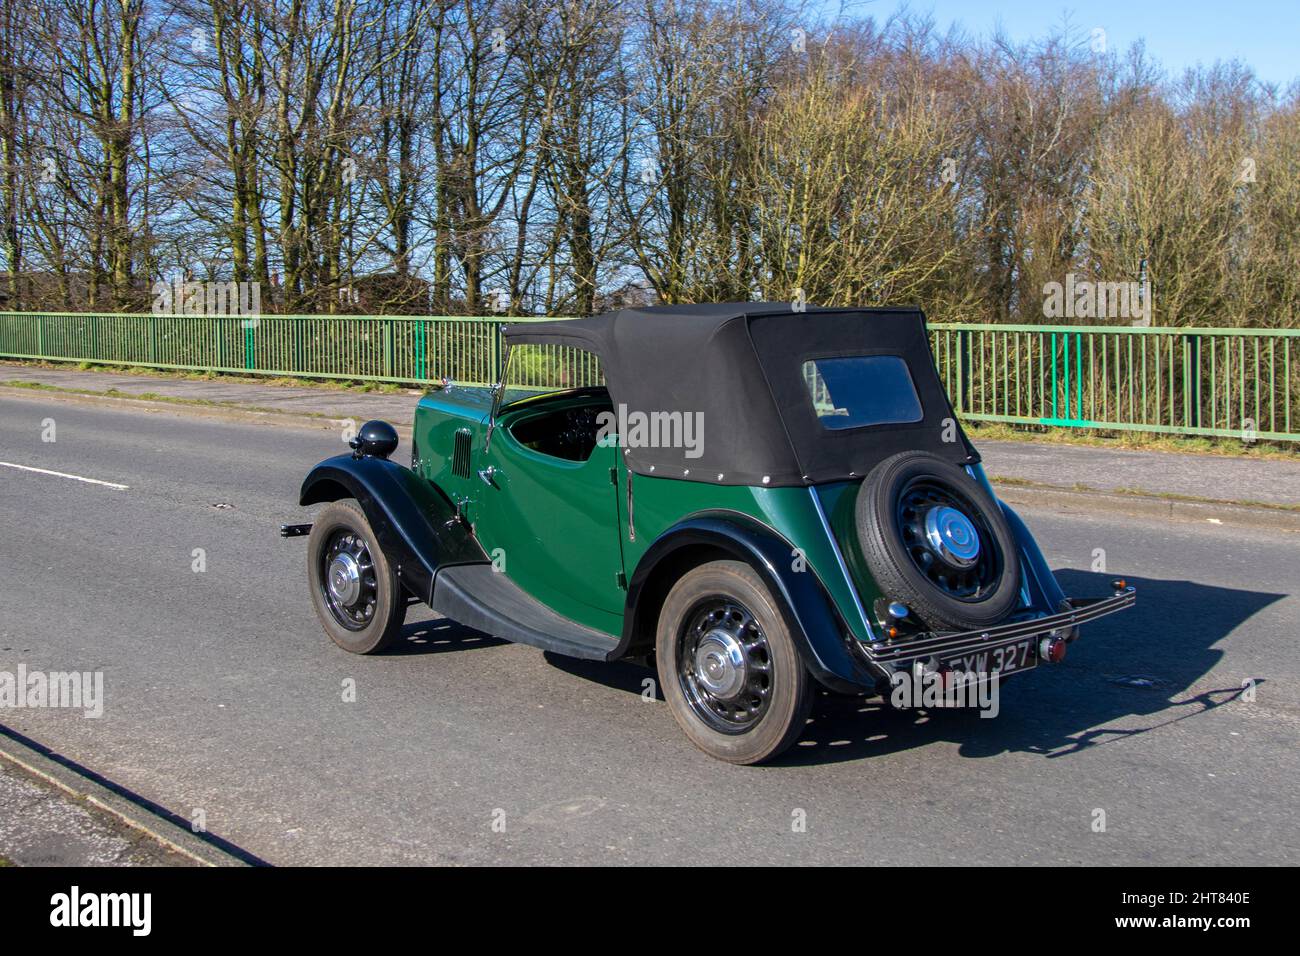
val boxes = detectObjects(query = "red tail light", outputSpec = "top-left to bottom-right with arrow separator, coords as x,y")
1040,636 -> 1068,663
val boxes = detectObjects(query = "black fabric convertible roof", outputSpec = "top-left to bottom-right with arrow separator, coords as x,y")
503,303 -> 978,487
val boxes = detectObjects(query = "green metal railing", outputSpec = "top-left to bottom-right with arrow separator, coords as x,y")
1,311 -> 1297,442
0,311 -> 544,385
930,323 -> 1300,442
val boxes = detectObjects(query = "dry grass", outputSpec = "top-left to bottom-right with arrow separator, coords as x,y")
990,474 -> 1300,511
966,421 -> 1300,461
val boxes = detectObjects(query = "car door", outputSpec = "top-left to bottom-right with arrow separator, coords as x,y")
471,410 -> 626,636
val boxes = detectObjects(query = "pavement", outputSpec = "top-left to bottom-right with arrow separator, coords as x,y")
0,754 -> 197,867
3,360 -> 1297,526
0,392 -> 1297,865
978,440 -> 1299,509
0,361 -> 423,428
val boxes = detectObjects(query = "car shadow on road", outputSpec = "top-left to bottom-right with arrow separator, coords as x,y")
782,569 -> 1283,767
544,653 -> 664,698
383,570 -> 1283,768
383,614 -> 511,656
539,569 -> 1282,766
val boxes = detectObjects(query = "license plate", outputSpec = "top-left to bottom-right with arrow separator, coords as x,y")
943,638 -> 1037,680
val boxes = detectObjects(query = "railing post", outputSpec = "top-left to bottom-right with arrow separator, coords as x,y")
1050,331 -> 1058,420
1074,332 -> 1083,423
1183,333 -> 1199,430
36,314 -> 44,357
383,320 -> 394,379
956,328 -> 971,414
1063,332 -> 1072,421
414,319 -> 425,380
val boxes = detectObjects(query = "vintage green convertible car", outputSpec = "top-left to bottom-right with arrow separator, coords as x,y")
285,303 -> 1135,763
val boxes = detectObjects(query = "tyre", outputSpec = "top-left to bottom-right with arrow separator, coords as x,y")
307,500 -> 407,654
855,451 -> 1021,631
655,560 -> 813,765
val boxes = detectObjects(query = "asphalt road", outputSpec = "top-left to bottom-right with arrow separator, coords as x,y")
1,393 -> 1297,865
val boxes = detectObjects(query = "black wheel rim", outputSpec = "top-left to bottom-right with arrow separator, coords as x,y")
676,597 -> 772,735
896,478 -> 1002,601
319,528 -> 379,631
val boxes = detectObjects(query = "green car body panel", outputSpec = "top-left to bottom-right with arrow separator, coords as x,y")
411,384 -> 879,645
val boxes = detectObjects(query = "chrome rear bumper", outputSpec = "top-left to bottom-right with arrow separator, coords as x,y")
859,585 -> 1136,666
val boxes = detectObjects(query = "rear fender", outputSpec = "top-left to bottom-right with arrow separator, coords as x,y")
623,513 -> 878,693
969,463 -> 1068,614
999,501 -> 1069,613
300,454 -> 488,604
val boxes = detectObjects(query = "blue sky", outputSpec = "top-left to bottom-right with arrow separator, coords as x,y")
846,1 -> 1300,88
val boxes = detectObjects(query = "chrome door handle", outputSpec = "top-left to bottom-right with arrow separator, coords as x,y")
477,465 -> 498,486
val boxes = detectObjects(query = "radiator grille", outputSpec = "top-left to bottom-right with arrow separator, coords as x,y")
451,428 -> 472,478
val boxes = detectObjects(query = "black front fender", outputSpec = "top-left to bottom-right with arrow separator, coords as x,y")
623,513 -> 878,694
300,454 -> 488,604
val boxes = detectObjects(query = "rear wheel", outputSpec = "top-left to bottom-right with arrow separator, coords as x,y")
656,561 -> 813,765
307,500 -> 407,654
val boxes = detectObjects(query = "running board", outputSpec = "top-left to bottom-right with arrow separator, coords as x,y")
430,564 -> 622,661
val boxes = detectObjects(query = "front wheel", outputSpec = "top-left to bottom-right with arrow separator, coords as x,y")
655,560 -> 813,765
307,500 -> 407,654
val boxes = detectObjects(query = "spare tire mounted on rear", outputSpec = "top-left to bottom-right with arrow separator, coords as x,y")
854,451 -> 1021,632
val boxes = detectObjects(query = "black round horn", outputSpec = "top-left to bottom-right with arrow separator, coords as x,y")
350,420 -> 399,460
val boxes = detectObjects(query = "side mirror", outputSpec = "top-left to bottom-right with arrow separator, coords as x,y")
350,420 -> 399,460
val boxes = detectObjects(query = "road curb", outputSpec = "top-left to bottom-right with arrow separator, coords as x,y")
0,727 -> 252,867
992,481 -> 1300,532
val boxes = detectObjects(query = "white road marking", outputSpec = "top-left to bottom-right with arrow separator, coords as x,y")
0,460 -> 129,490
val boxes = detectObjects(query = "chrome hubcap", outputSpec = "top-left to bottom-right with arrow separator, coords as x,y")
328,552 -> 362,606
924,505 -> 981,568
677,599 -> 773,734
694,629 -> 747,699
898,478 -> 1002,601
320,530 -> 378,631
